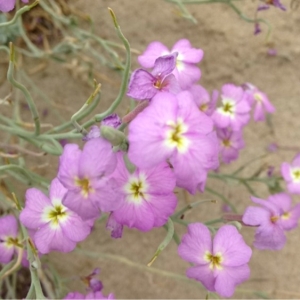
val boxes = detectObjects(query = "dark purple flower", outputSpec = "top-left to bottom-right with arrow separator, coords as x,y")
254,23 -> 262,35
127,53 -> 180,100
101,114 -> 121,129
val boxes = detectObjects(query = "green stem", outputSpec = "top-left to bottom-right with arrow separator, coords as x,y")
7,43 -> 40,136
0,0 -> 39,28
147,218 -> 174,266
227,1 -> 272,42
21,226 -> 46,299
46,94 -> 101,134
171,199 -> 216,219
70,84 -> 101,134
82,8 -> 131,129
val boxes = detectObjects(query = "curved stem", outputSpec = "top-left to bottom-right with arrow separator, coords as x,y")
0,0 -> 39,28
8,43 -> 40,136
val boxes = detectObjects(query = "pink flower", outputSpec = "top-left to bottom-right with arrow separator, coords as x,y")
57,138 -> 121,220
128,91 -> 219,194
178,223 -> 252,297
109,154 -> 177,231
242,194 -> 300,250
244,83 -> 275,122
0,0 -> 28,12
281,153 -> 300,194
211,84 -> 251,131
188,84 -> 218,116
127,53 -> 180,100
0,215 -> 22,264
138,39 -> 203,89
217,128 -> 245,164
20,178 -> 91,254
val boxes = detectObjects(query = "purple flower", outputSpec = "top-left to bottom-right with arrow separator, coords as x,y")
127,53 -> 180,100
217,128 -> 245,164
83,268 -> 103,293
254,23 -> 262,35
178,223 -> 252,297
244,83 -> 275,122
82,126 -> 101,142
101,114 -> 121,128
110,154 -> 177,231
106,213 -> 123,238
83,114 -> 121,142
128,91 -> 219,194
242,194 -> 300,250
257,0 -> 286,11
138,39 -> 204,89
0,0 -> 28,12
0,215 -> 22,264
57,138 -> 121,220
64,291 -> 115,299
20,178 -> 91,254
211,84 -> 251,131
188,84 -> 218,116
281,153 -> 300,194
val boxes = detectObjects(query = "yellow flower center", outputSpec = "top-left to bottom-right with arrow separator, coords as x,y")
223,102 -> 233,113
124,174 -> 148,204
270,215 -> 280,223
254,93 -> 263,102
75,178 -> 93,198
165,119 -> 189,153
204,251 -> 223,270
200,103 -> 208,112
48,205 -> 68,225
6,237 -> 22,248
222,139 -> 231,147
281,212 -> 290,220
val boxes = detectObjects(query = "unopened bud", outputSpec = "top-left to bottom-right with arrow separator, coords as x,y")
100,125 -> 127,147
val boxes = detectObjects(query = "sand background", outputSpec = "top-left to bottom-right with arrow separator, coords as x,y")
1,0 -> 300,298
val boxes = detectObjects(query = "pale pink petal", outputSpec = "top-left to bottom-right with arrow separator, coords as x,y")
178,223 -> 212,265
49,178 -> 68,202
63,191 -> 100,221
287,182 -> 300,194
0,0 -> 16,12
173,63 -> 201,89
58,144 -> 81,189
213,225 -> 252,267
138,41 -> 169,68
79,138 -> 116,178
172,39 -> 204,63
214,264 -> 250,297
253,223 -> 286,250
113,200 -> 155,232
148,193 -> 177,227
186,265 -> 215,292
34,225 -> 76,254
268,193 -> 291,212
90,178 -> 122,212
61,213 -> 91,242
0,215 -> 18,237
281,162 -> 292,181
0,243 -> 15,263
281,203 -> 300,231
253,102 -> 265,121
20,189 -> 51,228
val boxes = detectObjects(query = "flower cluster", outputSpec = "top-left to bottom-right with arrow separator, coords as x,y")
9,38 -> 279,298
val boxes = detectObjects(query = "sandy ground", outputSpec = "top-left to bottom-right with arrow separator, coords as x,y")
1,0 -> 300,298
